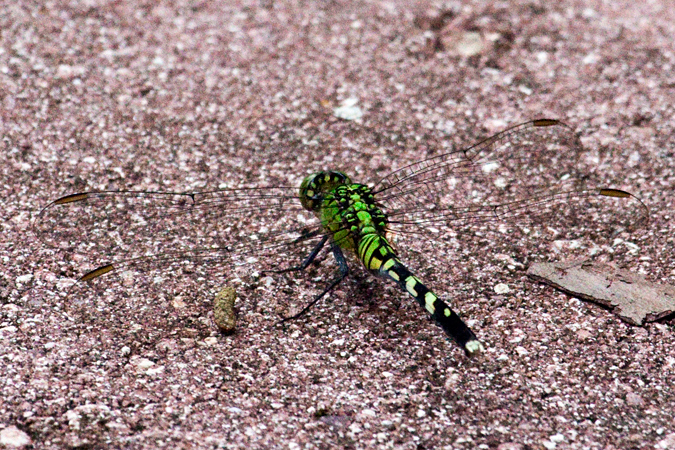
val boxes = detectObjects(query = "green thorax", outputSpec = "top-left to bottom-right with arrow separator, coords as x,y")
299,171 -> 388,251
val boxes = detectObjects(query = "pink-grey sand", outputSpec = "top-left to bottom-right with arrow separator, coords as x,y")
1,1 -> 674,448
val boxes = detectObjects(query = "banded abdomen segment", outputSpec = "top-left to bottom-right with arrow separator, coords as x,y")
357,233 -> 484,356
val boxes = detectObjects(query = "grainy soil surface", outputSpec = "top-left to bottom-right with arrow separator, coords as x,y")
1,1 -> 674,449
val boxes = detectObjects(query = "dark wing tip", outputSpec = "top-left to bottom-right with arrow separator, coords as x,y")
532,119 -> 561,127
54,193 -> 90,205
79,264 -> 115,282
598,188 -> 650,226
599,188 -> 631,198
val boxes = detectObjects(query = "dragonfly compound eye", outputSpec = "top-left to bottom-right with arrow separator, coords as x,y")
299,171 -> 351,211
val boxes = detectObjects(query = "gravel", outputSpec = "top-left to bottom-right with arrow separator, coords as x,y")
1,0 -> 674,448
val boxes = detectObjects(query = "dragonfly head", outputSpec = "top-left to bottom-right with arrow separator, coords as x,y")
299,171 -> 351,211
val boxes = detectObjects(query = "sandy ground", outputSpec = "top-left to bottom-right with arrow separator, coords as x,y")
1,0 -> 674,449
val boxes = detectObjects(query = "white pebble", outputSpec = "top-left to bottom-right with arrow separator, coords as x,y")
334,98 -> 363,121
494,283 -> 511,294
0,426 -> 31,448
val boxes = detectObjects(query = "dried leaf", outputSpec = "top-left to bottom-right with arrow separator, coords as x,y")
527,260 -> 675,325
213,286 -> 237,333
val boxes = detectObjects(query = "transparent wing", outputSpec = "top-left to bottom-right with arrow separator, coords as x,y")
35,187 -> 327,281
373,119 -> 648,235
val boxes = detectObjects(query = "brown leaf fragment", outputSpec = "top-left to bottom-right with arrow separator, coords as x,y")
213,286 -> 237,334
527,260 -> 675,325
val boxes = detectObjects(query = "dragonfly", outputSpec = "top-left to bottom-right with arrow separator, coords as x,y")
36,119 -> 648,356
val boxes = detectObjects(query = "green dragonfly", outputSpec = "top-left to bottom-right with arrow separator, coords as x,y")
36,119 -> 647,356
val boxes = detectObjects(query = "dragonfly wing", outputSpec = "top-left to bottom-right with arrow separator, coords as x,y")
374,119 -> 647,235
35,187 -> 325,281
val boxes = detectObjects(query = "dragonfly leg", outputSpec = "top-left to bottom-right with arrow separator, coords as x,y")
277,242 -> 349,324
267,234 -> 328,275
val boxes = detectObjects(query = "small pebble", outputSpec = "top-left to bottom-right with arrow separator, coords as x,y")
497,444 -> 523,450
333,98 -> 363,121
0,426 -> 32,448
626,392 -> 644,406
494,283 -> 511,294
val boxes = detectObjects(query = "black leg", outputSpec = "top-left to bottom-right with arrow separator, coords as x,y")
267,234 -> 329,275
277,242 -> 350,324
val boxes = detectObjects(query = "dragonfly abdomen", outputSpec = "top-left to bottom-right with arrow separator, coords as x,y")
363,238 -> 483,356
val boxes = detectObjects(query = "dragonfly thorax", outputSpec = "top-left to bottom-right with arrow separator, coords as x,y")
319,183 -> 388,251
299,171 -> 390,250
